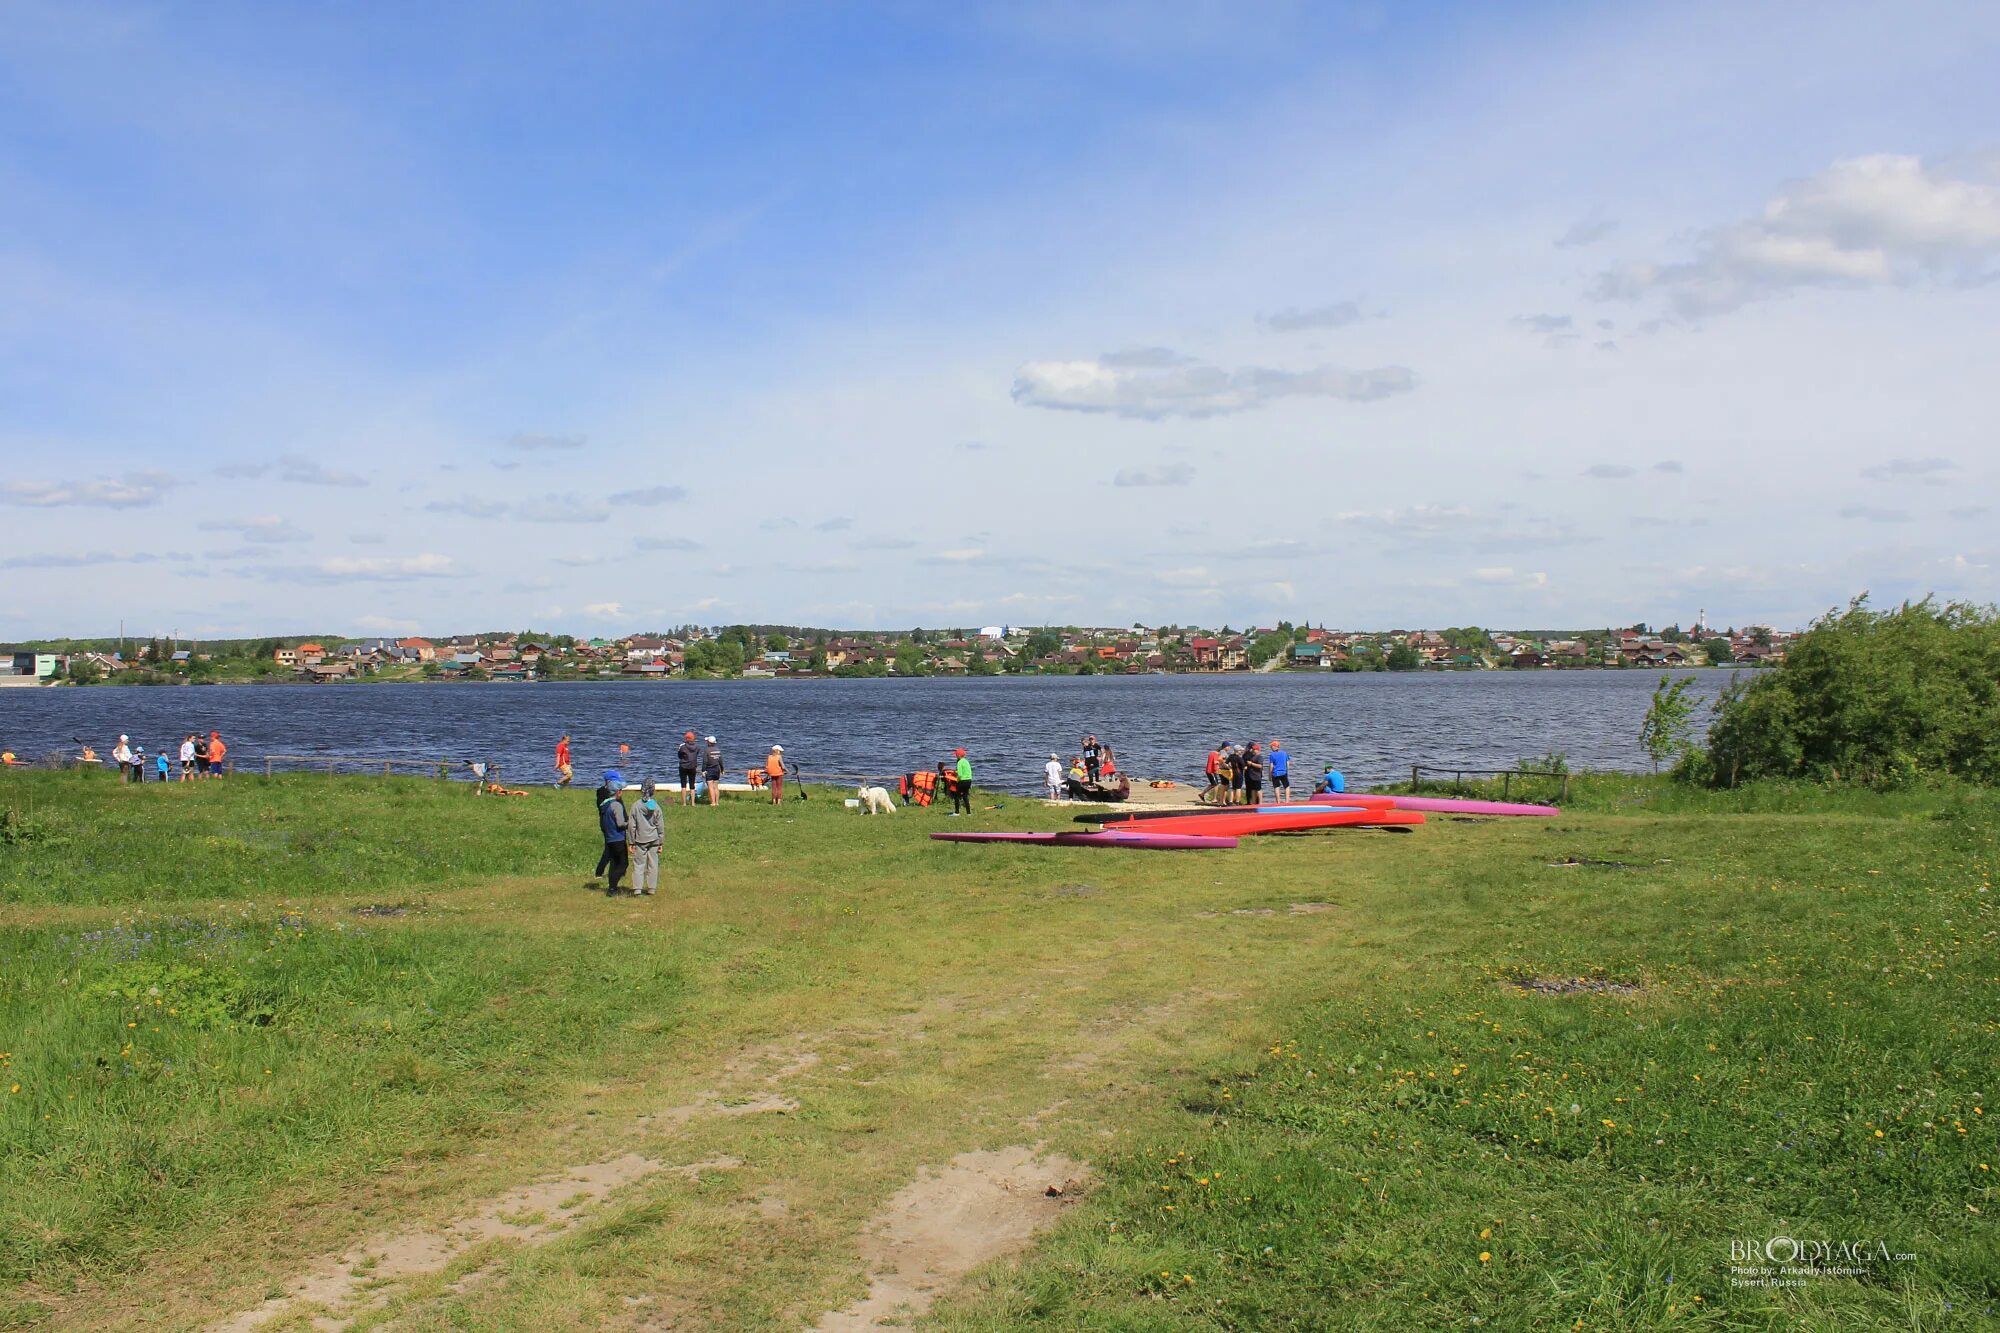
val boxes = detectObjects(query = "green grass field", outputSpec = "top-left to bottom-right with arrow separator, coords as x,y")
1,770 -> 1994,1330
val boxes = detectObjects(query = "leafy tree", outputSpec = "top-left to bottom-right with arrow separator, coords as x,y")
1701,637 -> 1732,665
1702,596 -> 2000,786
765,632 -> 789,651
807,647 -> 829,673
1024,631 -> 1062,661
1248,630 -> 1294,668
1639,674 -> 1699,771
1385,642 -> 1422,671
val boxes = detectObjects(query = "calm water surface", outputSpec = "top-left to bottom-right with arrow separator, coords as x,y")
0,672 -> 1736,792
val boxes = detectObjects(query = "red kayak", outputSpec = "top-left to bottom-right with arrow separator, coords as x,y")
931,830 -> 1238,850
1128,807 -> 1424,837
1089,796 -> 1396,825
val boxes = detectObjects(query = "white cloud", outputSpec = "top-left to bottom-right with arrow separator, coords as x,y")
1466,567 -> 1549,589
1651,460 -> 1684,474
1260,300 -> 1367,332
355,614 -> 421,633
0,550 -> 176,569
636,536 -> 701,551
507,432 -> 586,452
1860,456 -> 1956,480
1591,153 -> 2000,318
197,515 -> 310,544
1838,505 -> 1912,522
0,470 -> 177,508
516,494 -> 611,524
936,547 -> 986,562
1512,313 -> 1574,335
582,601 -> 625,618
1012,347 -> 1415,419
1329,504 -> 1590,553
1113,463 -> 1195,487
1584,463 -> 1637,479
609,484 -> 688,506
277,455 -> 367,487
1555,217 -> 1619,249
424,496 -> 511,518
267,553 -> 458,583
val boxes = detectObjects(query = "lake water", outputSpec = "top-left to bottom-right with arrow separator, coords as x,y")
0,671 -> 1735,793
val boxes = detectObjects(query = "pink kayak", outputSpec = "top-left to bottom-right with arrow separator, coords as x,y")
931,830 -> 1238,850
1309,792 -> 1558,817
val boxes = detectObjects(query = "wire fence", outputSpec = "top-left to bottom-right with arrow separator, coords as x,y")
1407,763 -> 1569,802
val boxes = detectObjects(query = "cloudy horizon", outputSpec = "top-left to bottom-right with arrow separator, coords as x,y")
3,1 -> 1996,640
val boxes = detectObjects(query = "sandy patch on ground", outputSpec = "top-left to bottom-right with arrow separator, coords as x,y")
808,1146 -> 1089,1332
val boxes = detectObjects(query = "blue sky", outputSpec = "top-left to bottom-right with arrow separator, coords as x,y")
3,0 -> 1997,638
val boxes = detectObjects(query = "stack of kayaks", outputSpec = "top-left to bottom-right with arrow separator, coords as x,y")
930,790 -> 1559,851
1085,804 -> 1423,836
930,829 -> 1239,850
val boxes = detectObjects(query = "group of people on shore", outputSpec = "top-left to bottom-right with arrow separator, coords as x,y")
555,731 -> 799,808
1042,733 -> 1127,802
99,732 -> 229,783
1200,740 -> 1344,805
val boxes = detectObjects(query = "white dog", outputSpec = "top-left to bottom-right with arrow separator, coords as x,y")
857,784 -> 897,815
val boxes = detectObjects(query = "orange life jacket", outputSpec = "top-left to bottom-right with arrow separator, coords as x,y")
910,770 -> 936,806
765,754 -> 785,777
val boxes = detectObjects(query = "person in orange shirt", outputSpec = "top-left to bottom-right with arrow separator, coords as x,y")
208,731 -> 227,778
764,745 -> 786,805
554,734 -> 573,787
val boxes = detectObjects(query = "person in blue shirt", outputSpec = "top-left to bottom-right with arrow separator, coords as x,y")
1267,739 -> 1290,799
154,749 -> 170,782
1313,764 -> 1347,795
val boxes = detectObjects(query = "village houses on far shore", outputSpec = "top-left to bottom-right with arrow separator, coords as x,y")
4,618 -> 1792,685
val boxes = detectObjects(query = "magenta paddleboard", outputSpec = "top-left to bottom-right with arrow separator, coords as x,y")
930,830 -> 1238,850
1309,793 -> 1558,817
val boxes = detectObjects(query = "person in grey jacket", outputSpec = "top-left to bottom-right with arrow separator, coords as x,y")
628,779 -> 665,896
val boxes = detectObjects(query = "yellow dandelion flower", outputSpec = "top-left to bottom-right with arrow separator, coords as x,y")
1479,1251 -> 1491,1263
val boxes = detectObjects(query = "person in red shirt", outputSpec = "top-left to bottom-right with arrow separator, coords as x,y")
1203,745 -> 1223,804
554,734 -> 573,787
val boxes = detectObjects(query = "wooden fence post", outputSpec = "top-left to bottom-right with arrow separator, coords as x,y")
1410,764 -> 1420,789
1502,770 -> 1512,800
264,757 -> 273,778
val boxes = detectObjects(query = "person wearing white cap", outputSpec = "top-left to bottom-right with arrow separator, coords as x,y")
764,744 -> 786,805
111,734 -> 134,784
701,735 -> 724,806
1044,752 -> 1064,802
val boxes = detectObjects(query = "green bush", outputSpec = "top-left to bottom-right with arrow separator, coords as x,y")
1703,596 -> 2000,786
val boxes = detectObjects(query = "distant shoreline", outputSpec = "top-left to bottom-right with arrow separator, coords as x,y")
19,664 -> 1755,690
